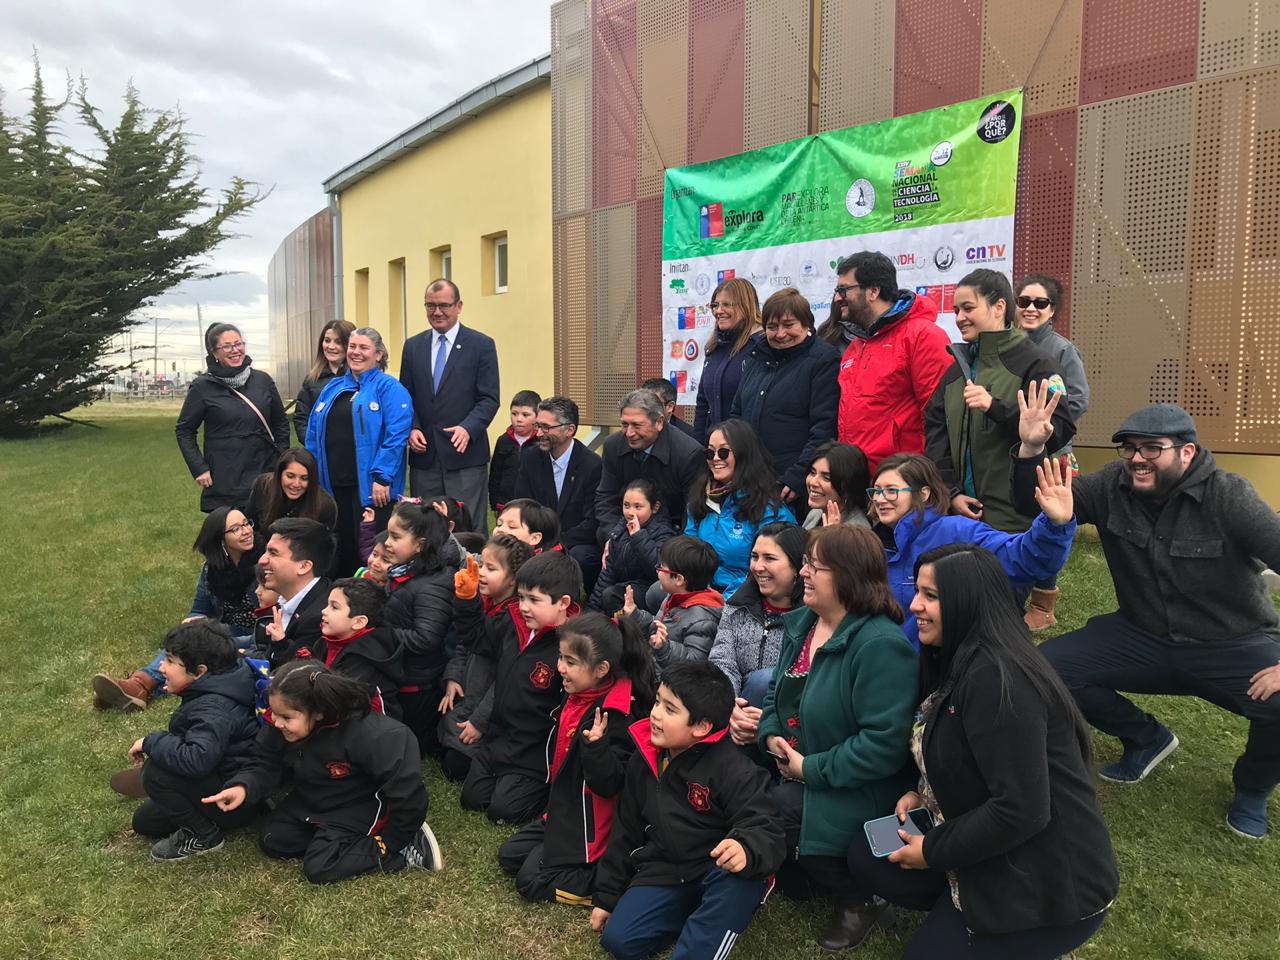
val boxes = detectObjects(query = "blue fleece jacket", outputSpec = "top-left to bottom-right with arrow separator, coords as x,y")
686,492 -> 794,596
306,367 -> 413,507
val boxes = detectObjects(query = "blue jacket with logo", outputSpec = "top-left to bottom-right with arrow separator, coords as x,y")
306,367 -> 413,507
685,492 -> 794,596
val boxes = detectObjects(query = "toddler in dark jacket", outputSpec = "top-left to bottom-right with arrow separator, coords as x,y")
589,478 -> 677,614
625,536 -> 725,666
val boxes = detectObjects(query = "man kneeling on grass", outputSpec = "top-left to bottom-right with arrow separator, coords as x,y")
1016,388 -> 1280,839
589,660 -> 785,960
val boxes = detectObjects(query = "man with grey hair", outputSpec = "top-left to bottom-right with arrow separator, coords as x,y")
514,396 -> 603,593
594,387 -> 704,538
399,279 -> 500,533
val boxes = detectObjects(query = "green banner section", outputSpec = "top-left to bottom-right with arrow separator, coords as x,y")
662,90 -> 1022,260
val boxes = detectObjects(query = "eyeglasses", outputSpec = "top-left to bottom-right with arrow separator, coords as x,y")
1115,442 -> 1176,461
217,341 -> 246,353
709,300 -> 731,310
226,519 -> 255,535
833,284 -> 864,299
866,485 -> 914,502
705,447 -> 732,461
424,301 -> 457,313
1015,296 -> 1053,310
800,555 -> 832,573
534,421 -> 570,433
655,565 -> 675,575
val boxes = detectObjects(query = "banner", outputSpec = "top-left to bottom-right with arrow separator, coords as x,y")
661,90 -> 1022,403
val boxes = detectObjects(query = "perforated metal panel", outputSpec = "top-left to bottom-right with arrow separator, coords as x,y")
553,216 -> 593,404
1014,108 -> 1078,336
593,0 -> 639,207
1072,87 -> 1193,445
636,0 -> 689,198
635,196 -> 665,383
688,0 -> 745,163
553,0 -> 593,217
743,0 -> 811,150
590,203 -> 639,423
1199,0 -> 1280,78
818,0 -> 895,132
895,0 -> 982,115
1079,0 -> 1198,104
981,0 -> 1081,115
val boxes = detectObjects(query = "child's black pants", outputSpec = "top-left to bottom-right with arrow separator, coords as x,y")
133,762 -> 257,839
258,802 -> 405,885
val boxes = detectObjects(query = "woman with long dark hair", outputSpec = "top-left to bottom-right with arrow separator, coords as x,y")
294,320 -> 356,444
244,448 -> 338,533
692,277 -> 759,443
841,543 -> 1118,958
685,418 -> 793,595
802,440 -> 871,530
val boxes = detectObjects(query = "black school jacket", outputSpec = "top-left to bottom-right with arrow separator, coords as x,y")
592,720 -> 786,913
320,626 -> 406,721
229,710 -> 427,852
919,645 -> 1119,935
383,564 -> 454,687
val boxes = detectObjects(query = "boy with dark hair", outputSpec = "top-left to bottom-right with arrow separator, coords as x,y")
490,390 -> 542,516
461,551 -> 582,823
257,518 -> 334,669
496,498 -> 563,552
590,659 -> 785,959
624,536 -> 724,665
125,620 -> 262,861
641,377 -> 695,436
318,577 -> 405,719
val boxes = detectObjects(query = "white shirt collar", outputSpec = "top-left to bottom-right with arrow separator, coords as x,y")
551,442 -> 574,472
278,576 -> 320,629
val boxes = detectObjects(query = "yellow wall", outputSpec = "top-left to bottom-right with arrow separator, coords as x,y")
1076,446 -> 1280,509
336,82 -> 554,450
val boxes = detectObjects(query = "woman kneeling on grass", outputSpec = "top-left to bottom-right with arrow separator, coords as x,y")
841,543 -> 1118,958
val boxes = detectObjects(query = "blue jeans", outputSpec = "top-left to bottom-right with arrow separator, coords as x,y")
740,669 -> 774,708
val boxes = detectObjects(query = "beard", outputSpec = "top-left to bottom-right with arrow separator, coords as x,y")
1127,459 -> 1186,496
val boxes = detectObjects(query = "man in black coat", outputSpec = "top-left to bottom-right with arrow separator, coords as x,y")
594,388 -> 706,540
399,279 -> 500,535
514,396 -> 603,595
256,518 -> 334,670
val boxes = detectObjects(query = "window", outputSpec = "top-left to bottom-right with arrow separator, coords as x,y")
429,245 -> 452,285
388,258 -> 407,340
353,268 -> 370,327
494,236 -> 508,293
481,231 -> 508,295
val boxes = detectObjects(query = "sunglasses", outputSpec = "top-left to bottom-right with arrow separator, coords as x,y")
1015,296 -> 1052,310
704,447 -> 732,461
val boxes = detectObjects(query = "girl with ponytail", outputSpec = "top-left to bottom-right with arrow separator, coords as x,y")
202,661 -> 443,883
497,611 -> 656,905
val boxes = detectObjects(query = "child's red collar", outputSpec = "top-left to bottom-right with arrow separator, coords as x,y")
628,716 -> 729,778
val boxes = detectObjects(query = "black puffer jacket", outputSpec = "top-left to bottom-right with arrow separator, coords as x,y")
141,659 -> 260,779
383,565 -> 454,687
587,513 -> 677,610
321,626 -> 406,720
293,368 -> 338,445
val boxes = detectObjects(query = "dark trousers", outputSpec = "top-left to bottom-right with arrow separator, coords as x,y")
460,749 -> 548,824
440,747 -> 472,783
258,802 -> 404,885
332,484 -> 361,579
1042,612 -> 1280,793
132,762 -> 258,839
411,461 -> 489,536
769,777 -> 852,896
845,837 -> 1107,959
569,542 -> 602,600
600,867 -> 766,960
498,820 -> 596,905
400,687 -> 444,758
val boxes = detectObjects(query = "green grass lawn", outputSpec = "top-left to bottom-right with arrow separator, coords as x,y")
0,412 -> 1275,960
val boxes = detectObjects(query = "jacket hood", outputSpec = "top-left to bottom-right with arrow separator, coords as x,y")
665,589 -> 727,612
967,325 -> 1026,360
181,658 -> 258,709
859,289 -> 940,339
628,715 -> 731,779
331,625 -> 402,669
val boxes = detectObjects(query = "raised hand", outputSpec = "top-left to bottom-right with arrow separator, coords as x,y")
650,618 -> 669,650
454,554 -> 479,600
1033,455 -> 1074,526
1017,378 -> 1061,456
823,499 -> 842,527
582,707 -> 609,743
265,605 -> 285,643
621,585 -> 637,617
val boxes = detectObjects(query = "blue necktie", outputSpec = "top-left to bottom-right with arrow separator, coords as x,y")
432,334 -> 448,392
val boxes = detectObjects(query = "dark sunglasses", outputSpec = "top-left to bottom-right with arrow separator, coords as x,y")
704,447 -> 732,461
1015,296 -> 1052,310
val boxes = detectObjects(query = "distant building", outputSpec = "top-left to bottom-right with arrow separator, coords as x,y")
267,209 -> 336,401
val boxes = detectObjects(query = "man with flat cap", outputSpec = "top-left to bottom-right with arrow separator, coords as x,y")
1015,387 -> 1280,839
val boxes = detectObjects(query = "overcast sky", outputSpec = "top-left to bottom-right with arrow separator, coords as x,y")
0,1 -> 553,373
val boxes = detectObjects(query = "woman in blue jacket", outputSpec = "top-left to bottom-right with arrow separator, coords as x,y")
306,327 -> 413,577
871,452 -> 1075,649
685,419 -> 793,596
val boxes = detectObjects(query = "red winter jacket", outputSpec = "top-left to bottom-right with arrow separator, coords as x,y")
836,292 -> 953,474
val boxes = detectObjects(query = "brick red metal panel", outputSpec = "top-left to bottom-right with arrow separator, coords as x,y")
894,0 -> 982,115
1014,108 -> 1078,336
635,195 -> 665,383
593,0 -> 639,208
687,0 -> 745,164
1079,0 -> 1198,104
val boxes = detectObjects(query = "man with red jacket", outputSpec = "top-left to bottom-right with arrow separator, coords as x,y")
832,251 -> 952,473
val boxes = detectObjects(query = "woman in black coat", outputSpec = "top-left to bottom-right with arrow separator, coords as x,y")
840,542 -> 1118,958
176,323 -> 288,512
730,287 -> 840,506
293,319 -> 355,444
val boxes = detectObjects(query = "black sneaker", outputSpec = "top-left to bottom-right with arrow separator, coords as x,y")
1098,726 -> 1179,783
150,827 -> 225,862
398,821 -> 444,871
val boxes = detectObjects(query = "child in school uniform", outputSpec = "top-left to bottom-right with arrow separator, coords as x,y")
624,536 -> 725,665
203,661 -> 443,883
318,577 -> 405,720
589,478 -> 678,615
489,389 -> 541,517
498,611 -> 657,905
494,497 -> 563,553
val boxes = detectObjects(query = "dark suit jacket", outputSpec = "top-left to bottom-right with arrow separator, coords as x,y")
513,439 -> 603,551
594,424 -> 706,536
261,576 -> 332,670
399,324 -> 500,471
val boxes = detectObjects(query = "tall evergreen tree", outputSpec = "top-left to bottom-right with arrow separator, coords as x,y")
0,58 -> 260,436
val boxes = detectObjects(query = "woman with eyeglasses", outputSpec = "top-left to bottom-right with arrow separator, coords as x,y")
176,323 -> 289,512
871,451 -> 1076,650
692,277 -> 760,444
685,419 -> 794,596
730,287 -> 842,504
1014,274 -> 1090,631
293,320 -> 356,445
92,507 -> 265,712
757,524 -> 918,952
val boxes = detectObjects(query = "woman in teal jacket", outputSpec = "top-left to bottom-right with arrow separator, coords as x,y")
759,523 -> 917,953
685,419 -> 793,595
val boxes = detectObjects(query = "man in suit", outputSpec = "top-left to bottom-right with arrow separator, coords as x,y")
514,395 -> 604,595
594,388 -> 706,540
257,518 -> 334,670
641,376 -> 696,437
400,279 -> 500,534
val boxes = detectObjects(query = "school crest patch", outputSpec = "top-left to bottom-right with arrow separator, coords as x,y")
529,661 -> 555,689
687,781 -> 711,812
327,762 -> 351,779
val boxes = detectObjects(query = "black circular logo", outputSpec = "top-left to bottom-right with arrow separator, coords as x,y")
977,101 -> 1016,145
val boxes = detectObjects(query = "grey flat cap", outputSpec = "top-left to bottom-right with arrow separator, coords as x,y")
1111,403 -> 1198,445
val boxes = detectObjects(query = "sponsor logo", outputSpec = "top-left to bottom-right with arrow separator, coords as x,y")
687,781 -> 711,812
669,278 -> 686,291
529,661 -> 555,689
700,201 -> 764,238
668,370 -> 689,392
717,268 -> 736,283
934,246 -> 956,272
800,260 -> 818,277
670,340 -> 685,359
677,307 -> 698,330
694,272 -> 712,296
846,179 -> 875,217
327,762 -> 351,779
931,140 -> 954,166
892,252 -> 921,270
978,101 -> 1016,144
671,185 -> 694,199
891,161 -> 940,209
915,283 -> 958,313
667,262 -> 690,274
964,242 -> 1008,264
684,340 -> 700,361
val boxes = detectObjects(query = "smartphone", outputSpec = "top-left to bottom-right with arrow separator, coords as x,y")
864,808 -> 935,858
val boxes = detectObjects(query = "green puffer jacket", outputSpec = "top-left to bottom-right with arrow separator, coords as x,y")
924,326 -> 1074,533
758,606 -> 917,857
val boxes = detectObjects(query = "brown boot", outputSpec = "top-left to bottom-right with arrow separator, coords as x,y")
1024,587 -> 1059,632
92,671 -> 157,711
817,894 -> 894,952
